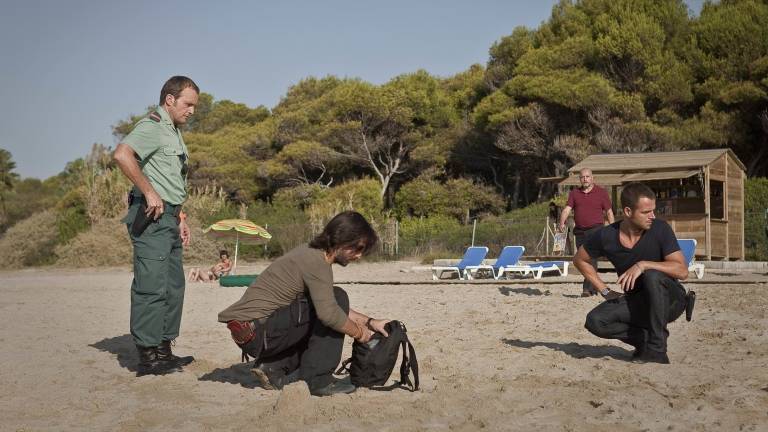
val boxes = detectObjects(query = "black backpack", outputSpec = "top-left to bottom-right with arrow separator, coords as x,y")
336,320 -> 419,391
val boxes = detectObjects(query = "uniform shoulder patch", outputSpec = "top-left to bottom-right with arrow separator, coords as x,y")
149,111 -> 162,123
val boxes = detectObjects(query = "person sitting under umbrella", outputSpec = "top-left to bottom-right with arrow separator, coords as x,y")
188,250 -> 232,282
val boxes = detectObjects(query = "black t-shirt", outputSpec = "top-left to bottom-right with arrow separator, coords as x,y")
584,219 -> 680,276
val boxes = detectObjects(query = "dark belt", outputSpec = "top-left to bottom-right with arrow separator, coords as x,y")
128,192 -> 182,218
573,224 -> 602,233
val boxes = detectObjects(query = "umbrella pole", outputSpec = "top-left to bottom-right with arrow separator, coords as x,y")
233,232 -> 239,275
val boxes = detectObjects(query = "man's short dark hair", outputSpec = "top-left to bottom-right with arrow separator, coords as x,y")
621,182 -> 656,210
309,211 -> 378,255
219,250 -> 229,258
159,76 -> 199,105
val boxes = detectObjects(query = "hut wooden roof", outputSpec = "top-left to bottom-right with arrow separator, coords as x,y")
568,149 -> 746,174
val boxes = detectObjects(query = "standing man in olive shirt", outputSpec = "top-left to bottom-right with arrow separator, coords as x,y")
114,76 -> 198,376
559,168 -> 615,296
220,211 -> 391,396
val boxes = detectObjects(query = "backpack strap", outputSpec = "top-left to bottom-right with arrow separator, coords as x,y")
397,335 -> 419,391
335,357 -> 352,375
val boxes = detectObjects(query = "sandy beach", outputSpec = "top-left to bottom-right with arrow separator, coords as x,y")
1,262 -> 766,431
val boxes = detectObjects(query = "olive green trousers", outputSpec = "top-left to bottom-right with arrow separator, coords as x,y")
125,203 -> 185,347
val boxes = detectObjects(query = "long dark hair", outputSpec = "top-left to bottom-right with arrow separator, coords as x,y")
309,211 -> 378,255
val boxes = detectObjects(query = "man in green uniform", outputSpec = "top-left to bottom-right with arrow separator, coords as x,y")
114,76 -> 199,376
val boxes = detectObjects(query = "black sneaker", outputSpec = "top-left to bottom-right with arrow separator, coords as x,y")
310,379 -> 356,397
632,350 -> 670,364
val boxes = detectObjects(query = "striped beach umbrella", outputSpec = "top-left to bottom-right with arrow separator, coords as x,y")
203,219 -> 272,274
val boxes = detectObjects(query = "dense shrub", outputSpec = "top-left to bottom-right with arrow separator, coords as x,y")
396,201 -> 550,262
249,200 -> 311,258
54,218 -> 133,267
83,167 -> 132,222
0,210 -> 59,267
394,175 -> 504,223
745,177 -> 768,261
55,189 -> 90,245
398,215 -> 468,259
307,178 -> 384,226
0,178 -> 61,235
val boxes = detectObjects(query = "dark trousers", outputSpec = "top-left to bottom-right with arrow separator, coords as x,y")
241,286 -> 349,390
126,203 -> 185,348
574,225 -> 602,293
584,270 -> 687,353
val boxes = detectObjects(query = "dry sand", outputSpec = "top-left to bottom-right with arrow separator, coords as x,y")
1,262 -> 766,431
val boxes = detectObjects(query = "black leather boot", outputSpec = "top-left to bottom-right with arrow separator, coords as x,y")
156,340 -> 194,368
136,345 -> 181,376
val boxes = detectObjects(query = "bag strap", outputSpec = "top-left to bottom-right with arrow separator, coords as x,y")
335,357 -> 352,375
397,335 -> 419,391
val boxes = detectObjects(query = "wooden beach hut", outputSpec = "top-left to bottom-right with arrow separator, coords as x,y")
556,149 -> 746,260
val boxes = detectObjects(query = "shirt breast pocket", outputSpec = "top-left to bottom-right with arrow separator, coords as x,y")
161,146 -> 184,172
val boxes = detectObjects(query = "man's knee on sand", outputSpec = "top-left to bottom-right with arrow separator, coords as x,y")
584,308 -> 612,338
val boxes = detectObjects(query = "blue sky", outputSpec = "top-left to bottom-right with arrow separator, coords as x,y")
0,0 -> 704,179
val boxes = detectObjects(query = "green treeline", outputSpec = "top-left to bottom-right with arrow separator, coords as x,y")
2,0 -> 768,265
128,0 -> 768,206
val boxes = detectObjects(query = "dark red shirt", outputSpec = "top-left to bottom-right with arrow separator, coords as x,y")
566,184 -> 612,229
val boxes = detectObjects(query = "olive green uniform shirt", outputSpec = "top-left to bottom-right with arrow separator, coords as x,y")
218,245 -> 348,331
122,107 -> 189,205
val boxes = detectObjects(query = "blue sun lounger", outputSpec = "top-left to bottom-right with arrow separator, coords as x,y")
678,238 -> 704,279
465,246 -> 526,279
431,246 -> 489,280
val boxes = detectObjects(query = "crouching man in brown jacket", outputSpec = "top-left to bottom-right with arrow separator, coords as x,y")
218,211 -> 391,396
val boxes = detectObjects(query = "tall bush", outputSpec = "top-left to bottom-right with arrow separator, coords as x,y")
307,178 -> 385,229
394,175 -> 504,223
745,177 -> 768,260
0,210 -> 59,267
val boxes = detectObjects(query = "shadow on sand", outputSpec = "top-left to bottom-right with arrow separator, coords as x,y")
91,334 -> 262,387
198,363 -> 261,389
502,338 -> 632,361
90,334 -> 138,372
498,286 -> 551,296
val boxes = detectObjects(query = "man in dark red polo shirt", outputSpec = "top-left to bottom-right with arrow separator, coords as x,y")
559,168 -> 614,296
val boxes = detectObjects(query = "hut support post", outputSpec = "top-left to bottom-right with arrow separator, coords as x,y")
705,167 -> 711,260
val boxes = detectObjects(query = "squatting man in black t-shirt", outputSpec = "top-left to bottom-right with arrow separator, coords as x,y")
573,182 -> 694,364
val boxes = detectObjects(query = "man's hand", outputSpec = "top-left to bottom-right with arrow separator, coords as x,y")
558,206 -> 572,233
144,190 -> 164,220
342,318 -> 371,343
368,318 -> 391,337
355,325 -> 373,344
601,289 -> 623,301
617,262 -> 644,292
179,219 -> 191,246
